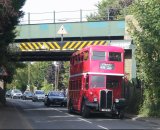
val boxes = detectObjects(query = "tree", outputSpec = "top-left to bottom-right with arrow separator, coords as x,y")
58,61 -> 69,90
46,61 -> 70,90
9,61 -> 70,92
129,0 -> 160,117
0,0 -> 26,83
7,62 -> 50,91
87,0 -> 134,21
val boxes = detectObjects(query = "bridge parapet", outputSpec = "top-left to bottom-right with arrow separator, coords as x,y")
15,21 -> 125,40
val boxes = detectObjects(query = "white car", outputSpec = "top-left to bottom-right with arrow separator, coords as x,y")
11,89 -> 22,99
32,90 -> 45,102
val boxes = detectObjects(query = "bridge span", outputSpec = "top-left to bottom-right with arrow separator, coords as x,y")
9,40 -> 132,61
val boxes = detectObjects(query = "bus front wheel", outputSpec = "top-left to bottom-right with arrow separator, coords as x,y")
81,101 -> 90,118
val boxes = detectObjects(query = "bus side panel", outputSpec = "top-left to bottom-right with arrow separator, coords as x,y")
70,60 -> 90,75
69,76 -> 84,111
77,75 -> 85,111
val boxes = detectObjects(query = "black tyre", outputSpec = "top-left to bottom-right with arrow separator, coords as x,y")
81,101 -> 90,118
64,103 -> 67,107
45,102 -> 50,107
68,100 -> 74,113
0,90 -> 6,105
118,110 -> 124,119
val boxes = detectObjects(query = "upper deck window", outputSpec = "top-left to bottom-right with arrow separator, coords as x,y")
84,51 -> 89,61
92,51 -> 106,60
109,52 -> 121,61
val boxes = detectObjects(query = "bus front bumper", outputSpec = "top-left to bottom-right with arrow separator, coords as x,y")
85,101 -> 99,110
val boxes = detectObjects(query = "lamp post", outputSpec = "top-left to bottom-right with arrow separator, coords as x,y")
52,61 -> 59,91
28,62 -> 30,91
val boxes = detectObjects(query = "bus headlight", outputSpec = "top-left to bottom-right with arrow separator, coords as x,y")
115,99 -> 119,103
100,63 -> 114,70
93,97 -> 98,102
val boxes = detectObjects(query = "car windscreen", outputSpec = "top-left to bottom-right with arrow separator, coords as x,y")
49,92 -> 64,97
25,91 -> 32,95
14,90 -> 21,93
35,91 -> 44,94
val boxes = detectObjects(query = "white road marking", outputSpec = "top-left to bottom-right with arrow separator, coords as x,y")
65,113 -> 75,117
24,107 -> 65,112
35,119 -> 82,123
48,115 -> 74,118
97,125 -> 109,130
24,108 -> 55,111
78,118 -> 92,124
52,108 -> 64,112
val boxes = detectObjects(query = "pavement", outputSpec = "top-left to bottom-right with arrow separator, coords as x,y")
0,102 -> 33,129
126,113 -> 160,126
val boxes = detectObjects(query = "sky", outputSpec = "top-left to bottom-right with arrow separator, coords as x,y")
21,0 -> 100,24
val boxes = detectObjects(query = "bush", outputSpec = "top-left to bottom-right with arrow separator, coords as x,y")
140,87 -> 160,117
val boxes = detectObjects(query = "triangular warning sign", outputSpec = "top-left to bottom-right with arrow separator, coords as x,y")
57,25 -> 68,35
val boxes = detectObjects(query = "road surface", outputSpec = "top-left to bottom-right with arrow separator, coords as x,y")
0,98 -> 159,129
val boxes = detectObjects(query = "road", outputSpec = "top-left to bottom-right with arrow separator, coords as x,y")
0,98 -> 159,129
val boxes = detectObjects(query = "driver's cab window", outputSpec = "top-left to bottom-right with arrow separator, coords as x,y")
91,75 -> 105,88
106,80 -> 119,88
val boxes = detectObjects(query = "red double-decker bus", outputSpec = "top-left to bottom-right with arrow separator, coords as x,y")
68,45 -> 126,118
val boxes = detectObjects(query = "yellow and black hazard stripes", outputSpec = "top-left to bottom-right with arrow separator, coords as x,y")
19,42 -> 60,51
19,40 -> 108,51
62,40 -> 109,50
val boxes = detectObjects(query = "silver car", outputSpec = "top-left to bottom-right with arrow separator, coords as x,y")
32,90 -> 45,102
11,89 -> 22,99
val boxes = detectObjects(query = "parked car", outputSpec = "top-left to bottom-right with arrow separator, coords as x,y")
32,90 -> 45,102
11,89 -> 22,99
22,91 -> 33,100
44,91 -> 67,107
6,90 -> 12,98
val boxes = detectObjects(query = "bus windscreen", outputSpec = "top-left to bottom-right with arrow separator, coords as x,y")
91,75 -> 105,88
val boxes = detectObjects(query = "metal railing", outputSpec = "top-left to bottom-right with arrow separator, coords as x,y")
20,9 -> 97,24
19,9 -> 126,24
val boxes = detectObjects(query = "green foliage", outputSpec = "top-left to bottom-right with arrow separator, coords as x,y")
129,0 -> 160,117
4,62 -> 26,83
58,61 -> 70,89
6,62 -> 27,91
0,0 -> 26,83
8,61 -> 70,92
45,61 -> 70,90
87,0 -> 134,21
140,87 -> 160,117
41,83 -> 53,94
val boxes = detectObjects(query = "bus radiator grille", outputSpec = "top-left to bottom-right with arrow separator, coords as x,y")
107,91 -> 112,109
100,90 -> 113,110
